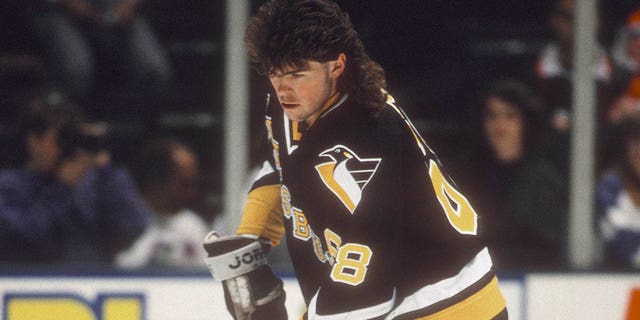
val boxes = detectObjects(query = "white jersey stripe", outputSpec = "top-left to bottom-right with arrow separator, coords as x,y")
319,93 -> 349,120
253,160 -> 275,183
385,247 -> 493,319
308,288 -> 396,320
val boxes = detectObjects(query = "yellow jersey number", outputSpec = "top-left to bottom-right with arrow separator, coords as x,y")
428,159 -> 478,235
325,229 -> 373,286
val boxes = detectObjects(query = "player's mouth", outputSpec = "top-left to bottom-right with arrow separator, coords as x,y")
281,102 -> 300,109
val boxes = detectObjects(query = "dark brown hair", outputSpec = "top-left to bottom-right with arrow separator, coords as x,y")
483,78 -> 544,156
245,0 -> 387,113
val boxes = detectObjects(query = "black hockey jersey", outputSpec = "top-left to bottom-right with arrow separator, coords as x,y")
241,93 -> 506,319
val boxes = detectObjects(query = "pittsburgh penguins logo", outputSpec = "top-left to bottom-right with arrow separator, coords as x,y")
314,145 -> 381,214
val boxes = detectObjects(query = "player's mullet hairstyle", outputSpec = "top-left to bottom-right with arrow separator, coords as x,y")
245,0 -> 387,114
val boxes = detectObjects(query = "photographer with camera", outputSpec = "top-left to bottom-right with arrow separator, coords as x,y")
0,93 -> 151,266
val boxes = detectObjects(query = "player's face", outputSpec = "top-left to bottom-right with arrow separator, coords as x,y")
269,54 -> 345,123
483,96 -> 524,163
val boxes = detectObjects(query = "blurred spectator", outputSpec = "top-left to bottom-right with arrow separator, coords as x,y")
27,0 -> 171,109
0,92 -> 150,265
454,79 -> 568,271
115,138 -> 211,269
609,8 -> 640,124
597,115 -> 640,270
535,0 -> 612,177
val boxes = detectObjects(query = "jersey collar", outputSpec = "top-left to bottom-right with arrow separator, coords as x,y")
305,92 -> 348,128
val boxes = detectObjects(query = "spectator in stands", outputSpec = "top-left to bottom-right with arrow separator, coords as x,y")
116,138 -> 211,269
0,92 -> 150,265
454,78 -> 567,272
597,115 -> 640,270
609,8 -> 640,125
28,0 -> 171,110
535,0 -> 612,177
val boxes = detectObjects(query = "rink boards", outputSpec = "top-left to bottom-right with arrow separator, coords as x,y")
0,273 -> 638,319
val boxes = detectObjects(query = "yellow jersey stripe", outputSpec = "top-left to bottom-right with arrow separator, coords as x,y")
236,184 -> 285,246
386,248 -> 495,319
307,92 -> 342,128
414,276 -> 506,320
384,95 -> 434,157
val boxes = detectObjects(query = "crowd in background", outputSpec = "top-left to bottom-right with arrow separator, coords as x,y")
2,0 -> 640,273
448,0 -> 640,272
0,96 -> 215,270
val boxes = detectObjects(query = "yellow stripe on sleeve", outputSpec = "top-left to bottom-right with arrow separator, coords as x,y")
415,276 -> 506,320
236,184 -> 285,246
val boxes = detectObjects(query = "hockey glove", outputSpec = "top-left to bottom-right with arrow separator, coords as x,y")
203,231 -> 287,320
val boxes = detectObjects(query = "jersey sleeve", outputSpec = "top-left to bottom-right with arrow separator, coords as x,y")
236,161 -> 285,246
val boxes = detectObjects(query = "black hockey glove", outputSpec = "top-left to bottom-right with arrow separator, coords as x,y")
203,232 -> 287,320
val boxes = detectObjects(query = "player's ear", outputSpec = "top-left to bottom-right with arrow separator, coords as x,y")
330,53 -> 346,78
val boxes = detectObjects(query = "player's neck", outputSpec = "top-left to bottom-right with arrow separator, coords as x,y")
305,91 -> 342,128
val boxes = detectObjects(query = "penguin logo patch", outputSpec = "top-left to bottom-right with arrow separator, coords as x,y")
314,145 -> 381,214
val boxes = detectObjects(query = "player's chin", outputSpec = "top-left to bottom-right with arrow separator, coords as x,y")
283,110 -> 306,122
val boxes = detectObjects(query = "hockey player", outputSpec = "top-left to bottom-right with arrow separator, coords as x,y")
204,0 -> 508,319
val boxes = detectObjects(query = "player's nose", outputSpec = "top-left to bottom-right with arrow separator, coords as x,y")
271,77 -> 292,94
